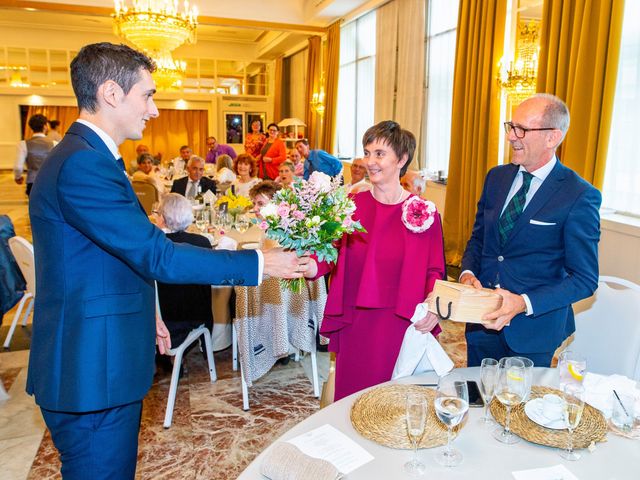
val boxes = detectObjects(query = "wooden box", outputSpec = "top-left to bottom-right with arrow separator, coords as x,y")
428,280 -> 502,324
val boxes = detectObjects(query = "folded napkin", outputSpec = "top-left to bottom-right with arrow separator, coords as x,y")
392,302 -> 454,379
582,372 -> 640,418
260,443 -> 342,480
202,190 -> 216,205
215,235 -> 238,251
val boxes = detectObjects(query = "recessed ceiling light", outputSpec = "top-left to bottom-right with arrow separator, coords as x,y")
24,7 -> 37,12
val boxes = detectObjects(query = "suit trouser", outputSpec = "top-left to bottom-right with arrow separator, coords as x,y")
465,325 -> 554,368
41,400 -> 142,480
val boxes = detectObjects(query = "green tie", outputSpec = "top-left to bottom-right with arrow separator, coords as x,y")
498,171 -> 534,247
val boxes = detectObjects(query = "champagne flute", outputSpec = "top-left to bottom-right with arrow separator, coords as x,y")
236,214 -> 250,234
512,356 -> 534,402
479,358 -> 499,425
404,392 -> 427,476
558,383 -> 585,461
492,357 -> 526,444
434,371 -> 469,467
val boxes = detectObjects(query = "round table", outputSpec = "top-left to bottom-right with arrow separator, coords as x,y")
238,368 -> 639,479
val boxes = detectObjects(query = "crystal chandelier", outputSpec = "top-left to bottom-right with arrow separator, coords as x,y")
112,0 -> 198,53
498,20 -> 540,103
152,50 -> 186,90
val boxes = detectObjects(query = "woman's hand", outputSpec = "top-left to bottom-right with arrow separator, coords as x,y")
413,311 -> 439,333
264,157 -> 272,163
303,257 -> 318,279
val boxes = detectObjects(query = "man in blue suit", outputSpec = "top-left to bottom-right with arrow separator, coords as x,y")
460,94 -> 601,367
27,43 -> 308,479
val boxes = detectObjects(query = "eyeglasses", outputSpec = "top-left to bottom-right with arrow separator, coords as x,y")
504,121 -> 557,139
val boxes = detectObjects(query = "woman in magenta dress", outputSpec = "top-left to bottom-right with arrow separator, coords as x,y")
305,121 -> 445,401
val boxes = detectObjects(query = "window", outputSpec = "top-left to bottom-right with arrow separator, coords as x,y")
602,0 -> 640,216
422,0 -> 459,174
336,11 -> 376,159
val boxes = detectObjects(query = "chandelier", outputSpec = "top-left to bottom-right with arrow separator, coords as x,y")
152,50 -> 186,90
112,0 -> 198,53
498,20 -> 540,103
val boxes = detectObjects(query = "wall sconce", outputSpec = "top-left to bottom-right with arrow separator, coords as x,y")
311,86 -> 326,116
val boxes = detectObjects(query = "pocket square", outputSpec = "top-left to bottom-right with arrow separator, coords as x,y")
529,219 -> 556,226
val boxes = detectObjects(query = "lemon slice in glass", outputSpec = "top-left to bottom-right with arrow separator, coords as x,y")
568,363 -> 584,382
507,370 -> 524,382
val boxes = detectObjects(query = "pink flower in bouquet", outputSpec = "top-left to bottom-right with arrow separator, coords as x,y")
401,196 -> 436,233
277,202 -> 291,217
258,221 -> 268,230
342,217 -> 353,228
292,210 -> 305,221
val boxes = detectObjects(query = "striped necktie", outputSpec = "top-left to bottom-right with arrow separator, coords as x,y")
186,181 -> 196,199
498,171 -> 534,247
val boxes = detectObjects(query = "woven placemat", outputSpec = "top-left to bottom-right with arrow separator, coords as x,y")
350,384 -> 462,450
490,385 -> 607,449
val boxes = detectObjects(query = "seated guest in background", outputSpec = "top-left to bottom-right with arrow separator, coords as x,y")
288,148 -> 304,177
215,154 -> 237,183
345,157 -> 371,194
169,145 -> 192,175
205,135 -> 237,164
47,119 -> 63,142
258,123 -> 287,180
303,120 -> 445,401
131,153 -> 165,195
14,113 -> 56,196
232,153 -> 261,197
296,138 -> 343,180
244,119 -> 266,159
277,161 -> 296,189
155,193 -> 213,346
249,180 -> 282,219
401,169 -> 428,196
171,155 -> 216,200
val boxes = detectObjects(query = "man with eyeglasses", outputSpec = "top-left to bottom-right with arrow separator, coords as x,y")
460,93 -> 601,367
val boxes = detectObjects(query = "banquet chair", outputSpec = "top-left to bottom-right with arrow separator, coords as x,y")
4,236 -> 35,349
570,276 -> 640,380
155,283 -> 217,428
132,181 -> 158,215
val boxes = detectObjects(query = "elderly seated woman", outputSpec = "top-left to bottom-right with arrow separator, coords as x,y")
231,153 -> 261,197
131,152 -> 165,195
215,154 -> 237,184
155,193 -> 213,348
277,161 -> 296,189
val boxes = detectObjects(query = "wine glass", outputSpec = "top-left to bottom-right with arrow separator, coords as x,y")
404,392 -> 427,476
194,209 -> 207,232
492,357 -> 526,444
512,356 -> 534,402
479,358 -> 499,425
235,214 -> 250,234
434,371 -> 469,467
558,383 -> 585,461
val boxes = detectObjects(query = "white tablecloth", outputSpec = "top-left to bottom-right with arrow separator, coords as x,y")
238,368 -> 639,479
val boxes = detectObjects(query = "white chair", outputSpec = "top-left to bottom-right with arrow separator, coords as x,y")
4,237 -> 35,349
570,276 -> 640,381
155,284 -> 217,428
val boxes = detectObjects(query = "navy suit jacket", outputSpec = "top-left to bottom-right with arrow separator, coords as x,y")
27,122 -> 258,412
170,176 -> 217,196
461,160 -> 601,353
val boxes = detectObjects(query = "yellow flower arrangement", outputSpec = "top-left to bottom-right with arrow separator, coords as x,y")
215,188 -> 252,214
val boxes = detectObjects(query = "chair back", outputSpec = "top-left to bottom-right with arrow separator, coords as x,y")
571,276 -> 640,380
8,236 -> 35,296
132,181 -> 159,215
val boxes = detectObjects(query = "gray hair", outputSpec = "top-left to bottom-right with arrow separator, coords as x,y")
216,154 -> 233,171
532,93 -> 570,140
187,155 -> 204,168
159,193 -> 193,232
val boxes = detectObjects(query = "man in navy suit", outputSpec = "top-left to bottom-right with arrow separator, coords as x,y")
460,94 -> 601,367
27,43 -> 308,479
170,155 -> 217,199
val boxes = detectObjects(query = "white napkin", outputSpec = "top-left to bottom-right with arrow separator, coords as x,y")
202,190 -> 216,205
391,302 -> 454,379
512,464 -> 579,480
216,236 -> 238,251
582,372 -> 640,418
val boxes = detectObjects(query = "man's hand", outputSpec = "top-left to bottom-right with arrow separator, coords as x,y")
156,316 -> 172,354
481,288 -> 526,331
460,272 -> 482,289
15,177 -> 24,185
414,311 -> 439,333
262,248 -> 311,279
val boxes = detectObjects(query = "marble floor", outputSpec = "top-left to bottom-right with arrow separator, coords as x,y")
0,171 -> 467,479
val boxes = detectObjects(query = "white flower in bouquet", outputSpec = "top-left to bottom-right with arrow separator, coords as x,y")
308,171 -> 332,193
260,203 -> 278,219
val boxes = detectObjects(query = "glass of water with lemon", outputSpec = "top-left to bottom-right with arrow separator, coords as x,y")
558,351 -> 586,389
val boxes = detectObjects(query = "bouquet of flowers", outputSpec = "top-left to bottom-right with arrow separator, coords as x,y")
258,172 -> 366,292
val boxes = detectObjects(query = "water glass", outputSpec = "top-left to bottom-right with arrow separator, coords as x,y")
512,356 -> 534,401
434,371 -> 469,467
404,392 -> 427,476
493,357 -> 526,444
558,383 -> 585,461
611,392 -> 636,432
558,351 -> 586,389
235,214 -> 250,233
479,358 -> 499,425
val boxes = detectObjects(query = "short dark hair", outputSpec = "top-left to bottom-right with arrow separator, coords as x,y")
70,42 -> 155,114
249,180 -> 281,200
137,153 -> 154,165
234,153 -> 257,177
49,119 -> 60,129
295,138 -> 309,147
179,145 -> 190,151
362,121 -> 416,177
266,123 -> 279,131
28,114 -> 48,133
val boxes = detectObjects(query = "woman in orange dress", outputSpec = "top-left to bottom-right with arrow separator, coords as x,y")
258,123 -> 287,180
244,119 -> 266,159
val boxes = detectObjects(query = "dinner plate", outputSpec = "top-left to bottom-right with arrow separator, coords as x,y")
241,242 -> 260,250
524,398 -> 568,430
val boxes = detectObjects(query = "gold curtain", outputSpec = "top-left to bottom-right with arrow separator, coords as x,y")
374,0 -> 399,123
305,36 -> 322,149
443,0 -> 507,266
273,54 -> 284,122
536,0 -> 624,188
24,105 -> 78,139
120,109 -> 208,165
321,21 -> 341,153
